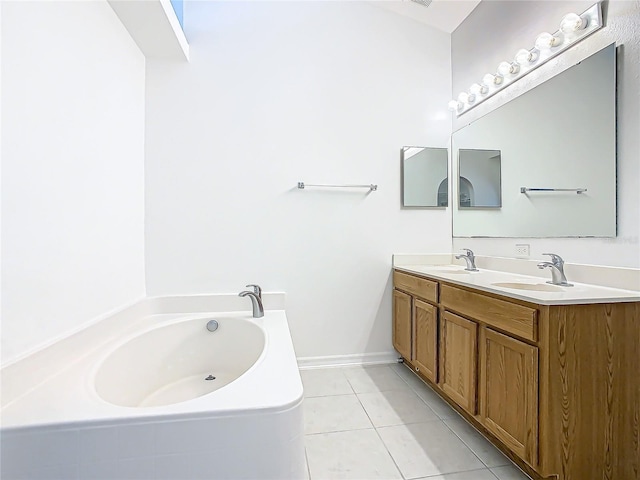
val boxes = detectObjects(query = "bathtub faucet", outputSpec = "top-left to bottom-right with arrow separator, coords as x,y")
239,290 -> 264,318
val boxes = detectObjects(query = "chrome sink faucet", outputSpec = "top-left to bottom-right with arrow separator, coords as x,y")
537,253 -> 573,286
239,284 -> 264,318
455,248 -> 478,271
246,284 -> 262,299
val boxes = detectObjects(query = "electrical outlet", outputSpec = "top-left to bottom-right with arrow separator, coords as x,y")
515,244 -> 530,258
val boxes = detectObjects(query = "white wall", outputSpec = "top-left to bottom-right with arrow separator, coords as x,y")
451,0 -> 640,267
145,1 -> 452,360
1,1 -> 146,364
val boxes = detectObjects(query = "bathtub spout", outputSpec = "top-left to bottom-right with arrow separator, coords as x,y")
239,291 -> 264,318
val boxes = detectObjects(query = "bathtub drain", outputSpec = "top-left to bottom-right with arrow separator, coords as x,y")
205,375 -> 216,381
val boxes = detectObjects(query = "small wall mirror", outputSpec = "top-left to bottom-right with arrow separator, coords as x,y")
402,146 -> 448,207
458,149 -> 501,208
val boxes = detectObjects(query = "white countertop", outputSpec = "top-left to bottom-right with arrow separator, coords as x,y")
393,256 -> 640,305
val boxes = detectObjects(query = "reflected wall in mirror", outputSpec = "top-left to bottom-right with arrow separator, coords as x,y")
452,43 -> 616,237
402,146 -> 448,207
458,149 -> 501,208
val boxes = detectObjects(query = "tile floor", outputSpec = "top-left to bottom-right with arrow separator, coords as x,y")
300,363 -> 533,480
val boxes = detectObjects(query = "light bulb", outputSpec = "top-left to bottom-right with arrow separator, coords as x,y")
482,73 -> 503,86
469,83 -> 488,96
448,100 -> 462,112
515,48 -> 539,65
458,92 -> 476,104
497,61 -> 520,75
560,12 -> 588,34
535,32 -> 562,50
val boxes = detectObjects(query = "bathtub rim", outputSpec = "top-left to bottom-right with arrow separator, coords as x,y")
0,386 -> 304,435
0,297 -> 302,431
0,292 -> 286,409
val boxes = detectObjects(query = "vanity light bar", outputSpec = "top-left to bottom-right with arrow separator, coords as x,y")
449,2 -> 603,116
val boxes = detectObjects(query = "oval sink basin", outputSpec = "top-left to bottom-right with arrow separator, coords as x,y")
491,282 -> 564,292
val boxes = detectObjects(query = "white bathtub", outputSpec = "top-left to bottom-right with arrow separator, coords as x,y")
94,316 -> 267,408
0,294 -> 305,480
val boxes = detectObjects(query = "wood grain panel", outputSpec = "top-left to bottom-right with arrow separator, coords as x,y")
393,289 -> 412,360
542,302 -> 640,480
480,328 -> 538,467
394,270 -> 438,303
441,284 -> 537,341
440,311 -> 477,414
413,299 -> 438,383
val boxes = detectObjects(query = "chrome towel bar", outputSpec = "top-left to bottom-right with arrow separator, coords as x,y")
520,187 -> 587,194
298,182 -> 377,192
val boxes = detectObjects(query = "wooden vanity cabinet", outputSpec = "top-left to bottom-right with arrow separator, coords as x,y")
392,268 -> 640,480
440,282 -> 539,465
392,271 -> 438,383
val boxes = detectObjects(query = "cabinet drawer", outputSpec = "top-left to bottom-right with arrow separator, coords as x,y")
441,284 -> 537,342
393,270 -> 438,303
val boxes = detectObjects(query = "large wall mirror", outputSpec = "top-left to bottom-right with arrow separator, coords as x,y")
452,43 -> 616,237
402,146 -> 448,207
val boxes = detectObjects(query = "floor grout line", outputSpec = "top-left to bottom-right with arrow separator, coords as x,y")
354,383 -> 406,480
390,364 -> 520,474
303,445 -> 312,480
439,418 -> 502,470
440,415 -> 519,472
304,425 -> 376,437
388,363 -> 455,415
407,466 -> 502,479
303,392 -> 359,399
301,365 -> 530,480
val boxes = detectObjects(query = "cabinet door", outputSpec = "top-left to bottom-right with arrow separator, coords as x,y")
393,289 -> 412,360
440,311 -> 477,414
413,299 -> 438,383
479,328 -> 538,467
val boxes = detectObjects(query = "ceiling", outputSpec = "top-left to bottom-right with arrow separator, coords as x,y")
369,0 -> 481,33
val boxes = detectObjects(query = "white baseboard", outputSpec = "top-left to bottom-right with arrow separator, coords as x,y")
297,351 -> 400,370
